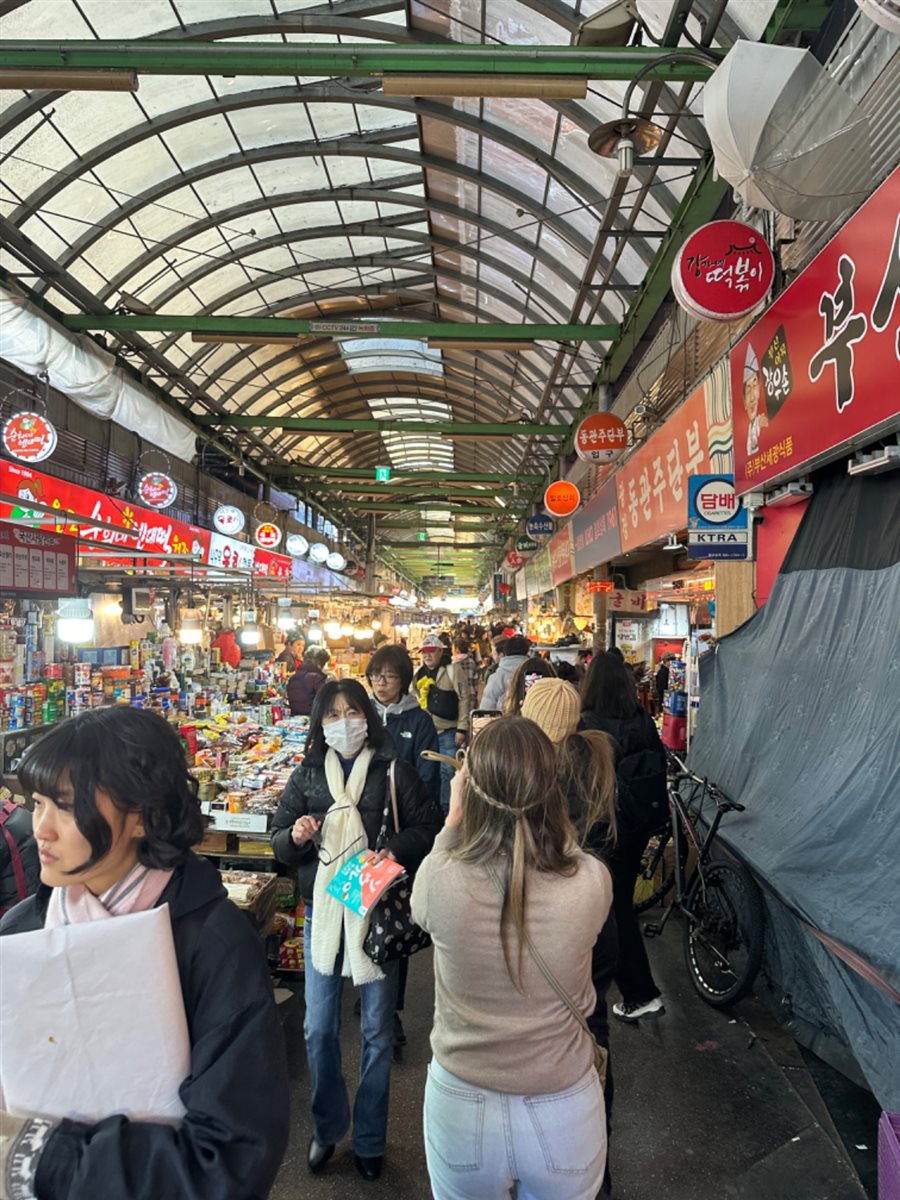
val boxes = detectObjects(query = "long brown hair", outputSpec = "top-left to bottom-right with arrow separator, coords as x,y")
502,657 -> 557,715
557,731 -> 618,850
452,716 -> 579,989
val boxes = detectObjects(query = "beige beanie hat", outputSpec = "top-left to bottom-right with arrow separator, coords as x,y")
521,677 -> 581,744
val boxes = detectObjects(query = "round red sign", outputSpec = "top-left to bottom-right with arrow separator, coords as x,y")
574,413 -> 628,464
544,480 -> 581,519
2,412 -> 57,463
505,550 -> 525,571
255,522 -> 283,549
672,220 -> 774,322
138,471 -> 178,509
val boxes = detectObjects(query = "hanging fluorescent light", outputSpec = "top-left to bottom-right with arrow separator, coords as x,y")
57,598 -> 94,645
324,620 -> 343,641
275,597 -> 296,631
341,622 -> 355,637
382,74 -> 587,99
0,69 -> 139,92
239,610 -> 261,646
307,624 -> 324,643
353,626 -> 370,640
179,609 -> 203,645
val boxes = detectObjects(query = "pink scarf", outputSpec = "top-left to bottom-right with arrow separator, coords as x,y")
45,861 -> 174,928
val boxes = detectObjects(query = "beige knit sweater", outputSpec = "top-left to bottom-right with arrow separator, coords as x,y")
410,825 -> 613,1095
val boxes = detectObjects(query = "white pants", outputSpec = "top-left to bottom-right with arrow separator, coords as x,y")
424,1058 -> 606,1200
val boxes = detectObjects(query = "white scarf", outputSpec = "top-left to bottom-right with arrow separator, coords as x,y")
311,746 -> 385,985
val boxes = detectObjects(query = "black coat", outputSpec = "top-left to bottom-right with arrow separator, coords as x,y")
580,708 -> 667,833
286,661 -> 327,715
0,854 -> 290,1200
271,743 -> 443,901
378,702 -> 440,806
0,800 -> 40,915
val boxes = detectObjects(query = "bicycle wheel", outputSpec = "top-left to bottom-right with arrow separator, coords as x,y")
633,826 -> 685,913
682,859 -> 764,1007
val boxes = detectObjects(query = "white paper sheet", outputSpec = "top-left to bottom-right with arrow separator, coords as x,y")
0,905 -> 190,1125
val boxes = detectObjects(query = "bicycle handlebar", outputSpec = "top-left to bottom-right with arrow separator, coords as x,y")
666,750 -> 746,812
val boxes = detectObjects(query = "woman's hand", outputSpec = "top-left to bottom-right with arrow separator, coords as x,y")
371,848 -> 397,865
446,764 -> 467,828
291,815 -> 321,847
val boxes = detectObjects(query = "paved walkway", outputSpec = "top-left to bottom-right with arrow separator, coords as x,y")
270,914 -> 876,1199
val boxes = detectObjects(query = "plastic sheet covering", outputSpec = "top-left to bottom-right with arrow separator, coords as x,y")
0,288 -> 196,463
688,468 -> 900,1109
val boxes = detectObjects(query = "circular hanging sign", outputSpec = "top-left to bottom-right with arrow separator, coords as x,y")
255,522 -> 282,549
3,412 -> 58,463
326,551 -> 346,572
526,513 -> 554,540
309,542 -> 329,564
213,504 -> 245,536
672,220 -> 774,322
505,550 -> 525,571
138,471 -> 178,510
690,477 -> 742,525
544,480 -> 581,519
575,413 -> 629,464
515,535 -> 539,555
286,533 -> 309,558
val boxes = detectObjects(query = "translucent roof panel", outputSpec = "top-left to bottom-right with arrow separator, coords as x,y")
0,0 -> 769,576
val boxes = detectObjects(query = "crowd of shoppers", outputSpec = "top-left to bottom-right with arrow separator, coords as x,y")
0,628 -> 672,1198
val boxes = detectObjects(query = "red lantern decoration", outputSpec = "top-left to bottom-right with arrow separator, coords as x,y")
574,413 -> 628,464
543,480 -> 581,519
672,220 -> 774,322
498,582 -> 511,595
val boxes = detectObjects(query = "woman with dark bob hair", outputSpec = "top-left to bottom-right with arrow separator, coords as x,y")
0,706 -> 289,1200
271,679 -> 442,1182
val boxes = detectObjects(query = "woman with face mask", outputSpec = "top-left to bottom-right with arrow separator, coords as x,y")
271,680 -> 442,1183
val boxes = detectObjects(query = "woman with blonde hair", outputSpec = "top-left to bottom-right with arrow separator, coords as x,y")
411,716 -> 612,1200
500,656 -> 557,716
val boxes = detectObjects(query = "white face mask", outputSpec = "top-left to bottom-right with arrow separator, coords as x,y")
323,716 -> 369,758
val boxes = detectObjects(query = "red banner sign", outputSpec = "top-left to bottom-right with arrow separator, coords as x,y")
732,167 -> 900,494
0,521 -> 77,597
251,546 -> 292,580
549,526 -> 575,586
615,379 -> 728,552
587,580 -> 614,594
0,462 -> 210,565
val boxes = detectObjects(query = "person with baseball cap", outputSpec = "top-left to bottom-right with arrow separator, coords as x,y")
414,634 -> 472,814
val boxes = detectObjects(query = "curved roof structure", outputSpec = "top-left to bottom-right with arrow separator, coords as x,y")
0,0 -> 812,587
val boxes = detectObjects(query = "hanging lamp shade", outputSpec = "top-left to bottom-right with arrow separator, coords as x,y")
703,42 -> 873,220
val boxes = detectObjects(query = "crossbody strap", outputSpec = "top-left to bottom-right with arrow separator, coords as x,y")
485,862 -> 606,1083
389,759 -> 399,835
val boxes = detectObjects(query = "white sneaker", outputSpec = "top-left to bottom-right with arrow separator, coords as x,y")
612,996 -> 665,1022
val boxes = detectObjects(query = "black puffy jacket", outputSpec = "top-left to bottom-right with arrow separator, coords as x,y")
0,853 -> 290,1200
271,743 -> 443,901
580,708 -> 667,833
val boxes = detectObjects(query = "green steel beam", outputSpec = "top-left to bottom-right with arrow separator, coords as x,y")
354,504 -> 501,514
275,467 -> 543,485
315,483 -> 513,498
61,313 -> 617,342
0,42 -> 721,82
198,416 -> 569,435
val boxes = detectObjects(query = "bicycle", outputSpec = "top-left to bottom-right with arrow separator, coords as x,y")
634,750 -> 765,1008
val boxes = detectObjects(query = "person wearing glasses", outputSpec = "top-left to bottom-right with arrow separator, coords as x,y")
271,681 -> 443,1183
366,644 -> 440,1051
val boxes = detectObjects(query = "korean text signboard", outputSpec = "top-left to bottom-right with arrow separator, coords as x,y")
549,526 -> 575,587
732,166 -> 899,494
0,522 -> 76,598
687,475 -> 750,560
672,220 -> 774,321
0,462 -> 210,566
615,378 -> 731,552
572,479 -> 621,574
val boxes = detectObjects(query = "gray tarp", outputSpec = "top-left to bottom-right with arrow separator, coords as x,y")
688,468 -> 900,1109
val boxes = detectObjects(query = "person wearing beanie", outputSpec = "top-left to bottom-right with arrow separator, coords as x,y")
502,657 -> 557,716
522,677 -> 620,1196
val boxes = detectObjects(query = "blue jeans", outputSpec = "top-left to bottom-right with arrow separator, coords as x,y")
436,727 -> 459,815
303,907 -> 400,1156
424,1058 -> 606,1200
